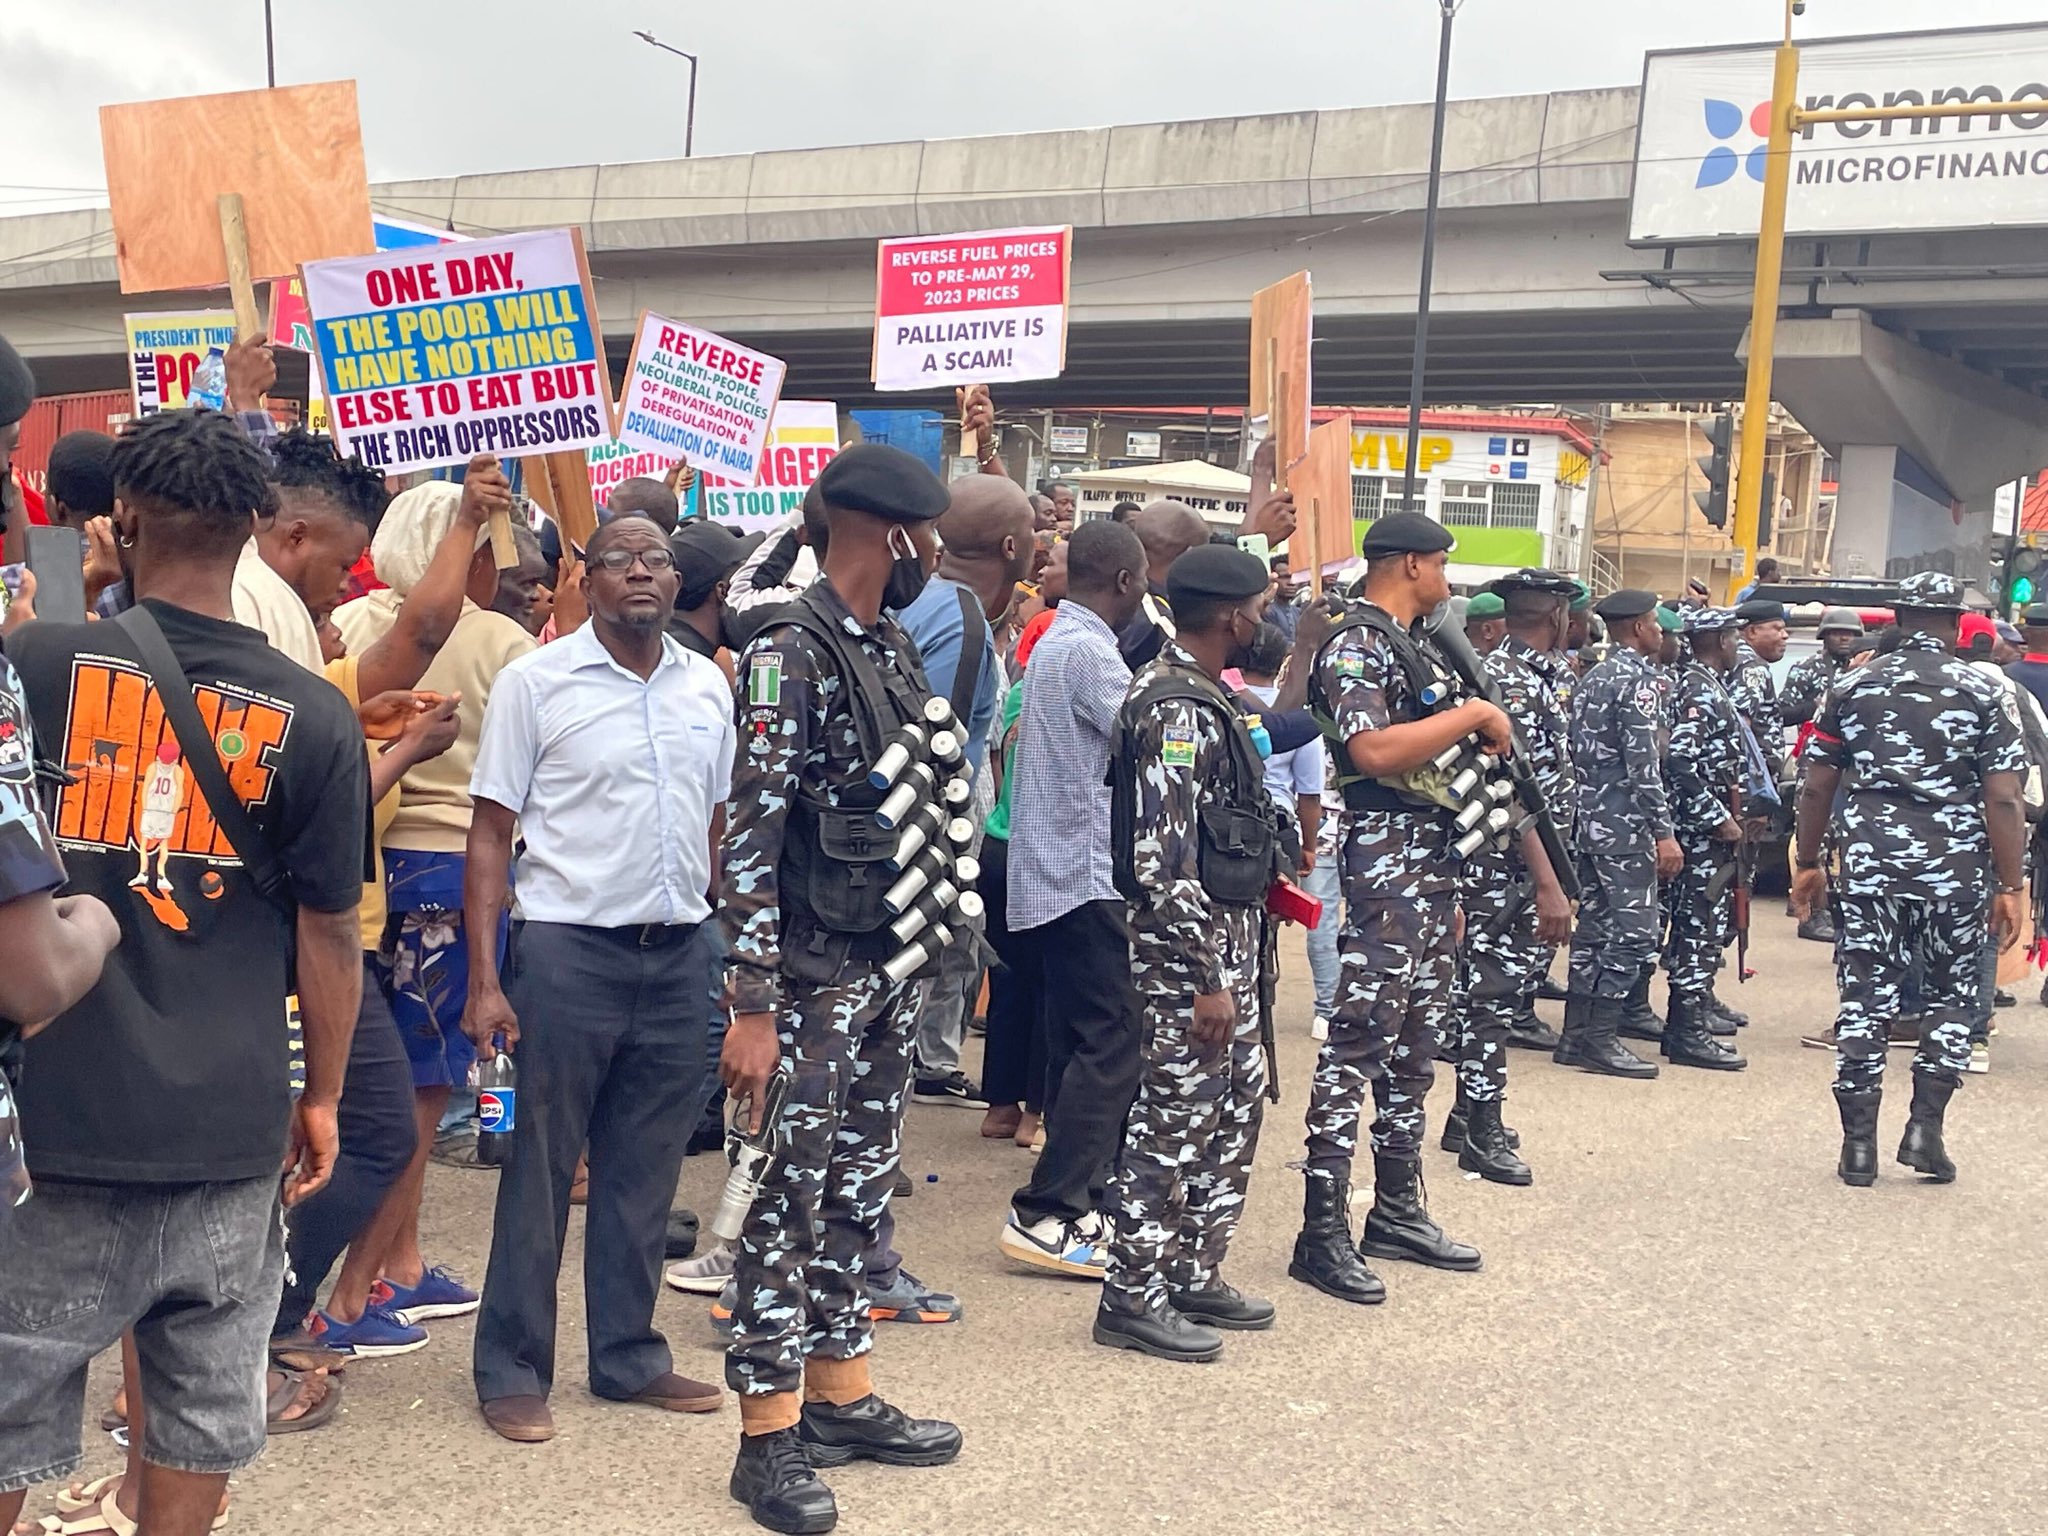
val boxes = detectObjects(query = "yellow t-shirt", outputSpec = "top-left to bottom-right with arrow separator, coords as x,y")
332,592 -> 535,854
323,655 -> 400,953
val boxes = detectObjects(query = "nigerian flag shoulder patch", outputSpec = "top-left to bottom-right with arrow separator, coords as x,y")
748,652 -> 783,707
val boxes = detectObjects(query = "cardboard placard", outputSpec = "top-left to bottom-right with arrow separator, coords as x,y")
585,441 -> 679,504
1250,271 -> 1312,483
698,401 -> 840,533
615,314 -> 787,483
100,82 -> 374,295
872,226 -> 1070,391
1292,414 -> 1358,593
124,310 -> 238,416
299,229 -> 611,475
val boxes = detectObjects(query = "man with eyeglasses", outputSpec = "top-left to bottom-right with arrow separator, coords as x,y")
460,515 -> 737,1444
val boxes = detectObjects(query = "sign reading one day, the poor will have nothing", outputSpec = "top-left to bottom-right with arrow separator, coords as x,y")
299,228 -> 610,474
872,225 -> 1070,392
615,315 -> 787,483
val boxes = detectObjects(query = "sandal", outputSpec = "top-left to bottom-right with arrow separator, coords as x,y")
266,1368 -> 341,1436
51,1477 -> 120,1517
270,1329 -> 348,1377
36,1489 -> 227,1535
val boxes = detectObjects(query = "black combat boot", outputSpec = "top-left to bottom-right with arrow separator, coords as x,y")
1553,994 -> 1590,1066
798,1394 -> 962,1468
1441,1090 -> 1519,1153
1833,1087 -> 1880,1187
1093,1294 -> 1225,1361
1287,1170 -> 1386,1304
1897,1073 -> 1958,1183
1797,908 -> 1837,944
1573,996 -> 1660,1079
1458,1098 -> 1532,1186
1360,1153 -> 1482,1271
731,1428 -> 838,1535
1660,995 -> 1747,1071
1505,999 -> 1560,1052
1169,1275 -> 1276,1331
1535,976 -> 1569,1002
1618,964 -> 1664,1041
1697,990 -> 1742,1036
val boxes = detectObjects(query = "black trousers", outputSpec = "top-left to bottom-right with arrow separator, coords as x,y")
978,839 -> 1049,1112
274,955 -> 418,1336
1010,899 -> 1142,1228
473,919 -> 715,1403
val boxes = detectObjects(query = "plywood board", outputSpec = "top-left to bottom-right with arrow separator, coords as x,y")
525,452 -> 599,555
1292,414 -> 1357,581
101,81 -> 374,294
1249,271 -> 1311,480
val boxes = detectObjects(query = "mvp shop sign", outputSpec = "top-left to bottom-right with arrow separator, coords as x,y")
871,225 -> 1070,392
1632,22 -> 2048,243
300,228 -> 611,474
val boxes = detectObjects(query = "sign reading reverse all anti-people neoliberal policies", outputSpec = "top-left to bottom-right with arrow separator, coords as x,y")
871,225 -> 1071,391
300,229 -> 610,474
614,314 -> 787,483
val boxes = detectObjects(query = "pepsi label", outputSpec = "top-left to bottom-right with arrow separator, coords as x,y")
478,1089 -> 516,1133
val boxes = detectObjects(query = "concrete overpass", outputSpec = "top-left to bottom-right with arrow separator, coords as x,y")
4,79 -> 2047,525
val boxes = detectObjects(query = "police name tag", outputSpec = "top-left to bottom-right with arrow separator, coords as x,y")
1162,726 -> 1197,769
748,652 -> 783,707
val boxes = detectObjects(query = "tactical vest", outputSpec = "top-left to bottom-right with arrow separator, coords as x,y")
1109,664 -> 1281,909
767,589 -> 939,982
1308,604 -> 1462,816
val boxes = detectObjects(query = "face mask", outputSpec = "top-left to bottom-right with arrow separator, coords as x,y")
1224,611 -> 1256,672
884,526 -> 929,612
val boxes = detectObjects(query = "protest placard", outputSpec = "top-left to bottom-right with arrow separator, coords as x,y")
615,315 -> 787,483
699,401 -> 839,533
1291,415 -> 1357,596
872,226 -> 1070,392
300,229 -> 611,475
586,441 -> 677,503
1250,271 -> 1311,487
125,311 -> 238,415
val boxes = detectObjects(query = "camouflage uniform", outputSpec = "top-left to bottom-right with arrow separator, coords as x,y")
1565,646 -> 1674,1002
1808,632 -> 2025,1094
1661,655 -> 1745,1005
721,580 -> 928,1402
1306,610 -> 1457,1171
1104,645 -> 1267,1313
1729,639 -> 1782,777
1780,647 -> 1852,907
1452,635 -> 1571,1102
1525,646 -> 1579,987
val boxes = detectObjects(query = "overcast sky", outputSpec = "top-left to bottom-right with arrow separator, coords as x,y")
4,0 -> 2046,208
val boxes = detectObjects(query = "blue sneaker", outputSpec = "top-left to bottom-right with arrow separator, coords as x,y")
308,1302 -> 429,1357
377,1264 -> 480,1326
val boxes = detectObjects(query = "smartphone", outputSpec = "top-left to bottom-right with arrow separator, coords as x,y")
1237,533 -> 1271,565
25,525 -> 86,625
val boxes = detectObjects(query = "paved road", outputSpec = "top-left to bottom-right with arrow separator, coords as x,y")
38,915 -> 2048,1534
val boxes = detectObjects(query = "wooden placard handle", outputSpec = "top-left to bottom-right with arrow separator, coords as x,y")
1308,495 -> 1323,600
487,507 -> 518,571
217,193 -> 261,342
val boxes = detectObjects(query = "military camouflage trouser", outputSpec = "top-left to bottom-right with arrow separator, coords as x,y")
1660,833 -> 1732,1002
1103,994 -> 1267,1311
1306,889 -> 1455,1167
726,969 -> 921,1399
1452,863 -> 1537,1104
1833,892 -> 1981,1094
1567,844 -> 1660,1001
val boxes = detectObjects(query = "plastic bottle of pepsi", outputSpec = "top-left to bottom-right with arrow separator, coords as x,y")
190,347 -> 228,412
474,1042 -> 516,1167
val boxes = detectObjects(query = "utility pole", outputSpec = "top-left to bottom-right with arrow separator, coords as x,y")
1401,0 -> 1458,515
263,0 -> 276,87
633,30 -> 700,157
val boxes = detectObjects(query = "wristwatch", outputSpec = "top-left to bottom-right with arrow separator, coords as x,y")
1793,856 -> 1820,871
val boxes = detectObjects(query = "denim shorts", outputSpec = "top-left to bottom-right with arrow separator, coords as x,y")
0,1174 -> 284,1491
385,849 -> 507,1090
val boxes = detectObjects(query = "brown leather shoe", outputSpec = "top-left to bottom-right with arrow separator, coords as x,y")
625,1371 -> 723,1413
481,1394 -> 555,1443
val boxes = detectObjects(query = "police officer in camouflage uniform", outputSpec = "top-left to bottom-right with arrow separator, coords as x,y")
1292,513 -> 1507,1305
1730,597 -> 1788,779
1442,569 -> 1578,1183
1097,545 -> 1281,1363
1792,571 -> 2028,1188
1778,607 -> 1865,945
719,445 -> 961,1534
1657,608 -> 1751,1071
1557,590 -> 1680,1080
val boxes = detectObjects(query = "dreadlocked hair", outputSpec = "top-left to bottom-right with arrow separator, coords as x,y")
268,425 -> 389,533
111,409 -> 277,559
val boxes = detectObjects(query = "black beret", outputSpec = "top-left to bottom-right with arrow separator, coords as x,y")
1735,598 -> 1787,624
1166,543 -> 1270,607
2024,604 -> 2048,626
814,442 -> 948,523
1593,588 -> 1662,622
1487,566 -> 1578,598
671,519 -> 765,609
0,332 -> 34,430
1358,511 -> 1455,558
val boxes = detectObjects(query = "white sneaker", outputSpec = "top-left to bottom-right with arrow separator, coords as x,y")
999,1208 -> 1109,1279
1967,1042 -> 1991,1075
1311,1016 -> 1331,1042
665,1242 -> 735,1294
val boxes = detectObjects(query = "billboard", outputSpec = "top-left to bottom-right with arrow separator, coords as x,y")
1630,23 -> 2048,243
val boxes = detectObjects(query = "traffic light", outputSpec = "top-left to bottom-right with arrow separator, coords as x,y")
1694,411 -> 1734,530
2012,542 -> 2044,608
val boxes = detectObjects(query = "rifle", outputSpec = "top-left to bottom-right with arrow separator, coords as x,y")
1423,608 -> 1581,902
1729,784 -> 1754,982
1257,910 -> 1281,1104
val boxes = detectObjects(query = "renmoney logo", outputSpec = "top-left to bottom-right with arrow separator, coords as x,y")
1697,99 -> 1772,188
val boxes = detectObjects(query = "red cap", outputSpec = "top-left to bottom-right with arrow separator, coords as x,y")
1958,611 -> 1997,649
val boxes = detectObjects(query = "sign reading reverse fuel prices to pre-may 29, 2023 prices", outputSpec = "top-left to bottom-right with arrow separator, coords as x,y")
871,225 -> 1070,392
300,228 -> 610,474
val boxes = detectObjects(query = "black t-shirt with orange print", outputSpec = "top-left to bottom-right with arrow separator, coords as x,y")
7,599 -> 365,1184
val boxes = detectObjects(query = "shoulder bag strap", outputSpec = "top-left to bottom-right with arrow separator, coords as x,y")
947,584 -> 987,727
114,606 -> 294,914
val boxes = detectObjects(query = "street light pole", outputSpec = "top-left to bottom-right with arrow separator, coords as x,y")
263,0 -> 276,87
1401,0 -> 1457,515
632,30 -> 699,157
